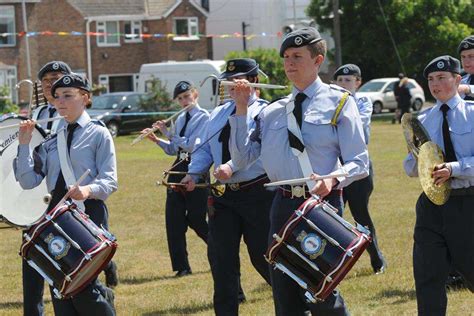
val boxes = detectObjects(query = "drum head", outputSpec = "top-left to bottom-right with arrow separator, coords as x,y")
0,116 -> 48,227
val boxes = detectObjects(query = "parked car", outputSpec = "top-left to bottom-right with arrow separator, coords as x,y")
357,78 -> 425,114
87,92 -> 155,137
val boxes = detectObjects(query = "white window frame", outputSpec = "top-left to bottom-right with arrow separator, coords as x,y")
173,17 -> 199,41
124,20 -> 142,43
96,21 -> 120,47
0,5 -> 16,47
98,73 -> 138,93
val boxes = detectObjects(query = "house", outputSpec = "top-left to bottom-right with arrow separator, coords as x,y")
0,0 -> 210,105
206,0 -> 335,79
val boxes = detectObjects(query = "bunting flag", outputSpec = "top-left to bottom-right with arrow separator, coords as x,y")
0,31 -> 284,40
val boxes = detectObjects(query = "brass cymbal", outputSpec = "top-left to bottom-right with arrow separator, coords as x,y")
417,141 -> 450,205
401,113 -> 431,159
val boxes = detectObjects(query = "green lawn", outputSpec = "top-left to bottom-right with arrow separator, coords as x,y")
0,121 -> 472,315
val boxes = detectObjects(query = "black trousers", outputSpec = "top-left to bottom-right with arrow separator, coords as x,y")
413,193 -> 474,316
165,187 -> 209,271
207,185 -> 273,316
343,162 -> 383,267
269,191 -> 349,316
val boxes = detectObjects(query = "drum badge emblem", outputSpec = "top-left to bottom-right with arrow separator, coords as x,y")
45,233 -> 71,260
297,230 -> 326,259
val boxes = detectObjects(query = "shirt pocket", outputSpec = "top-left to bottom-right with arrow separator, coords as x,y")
450,124 -> 472,155
304,113 -> 332,126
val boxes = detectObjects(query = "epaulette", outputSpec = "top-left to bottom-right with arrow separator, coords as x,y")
41,132 -> 58,145
329,84 -> 352,96
465,100 -> 474,106
256,98 -> 270,105
268,96 -> 287,105
91,119 -> 106,127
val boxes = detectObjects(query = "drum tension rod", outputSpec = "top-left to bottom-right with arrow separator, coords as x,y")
46,215 -> 91,260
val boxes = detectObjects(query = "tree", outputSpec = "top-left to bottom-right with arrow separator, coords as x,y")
224,48 -> 291,101
0,86 -> 18,114
307,0 -> 473,84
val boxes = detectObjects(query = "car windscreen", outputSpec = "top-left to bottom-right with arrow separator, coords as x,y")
91,95 -> 125,110
359,81 -> 386,92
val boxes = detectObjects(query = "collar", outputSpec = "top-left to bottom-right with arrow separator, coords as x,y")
188,103 -> 201,116
434,94 -> 463,111
291,77 -> 321,101
70,111 -> 91,128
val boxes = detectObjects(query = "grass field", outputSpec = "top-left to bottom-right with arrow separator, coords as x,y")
0,121 -> 472,315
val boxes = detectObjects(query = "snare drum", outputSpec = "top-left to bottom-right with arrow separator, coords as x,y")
0,115 -> 49,228
20,202 -> 117,299
266,197 -> 371,302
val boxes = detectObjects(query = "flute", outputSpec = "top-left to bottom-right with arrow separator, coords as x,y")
130,103 -> 195,146
0,116 -> 63,130
220,80 -> 287,90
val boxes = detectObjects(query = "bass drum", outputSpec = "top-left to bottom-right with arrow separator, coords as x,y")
0,115 -> 49,228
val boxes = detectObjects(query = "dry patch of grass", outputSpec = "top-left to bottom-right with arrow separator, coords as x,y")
0,122 -> 472,315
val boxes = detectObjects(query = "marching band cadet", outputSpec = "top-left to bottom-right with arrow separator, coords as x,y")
181,59 -> 273,315
18,61 -> 71,316
333,64 -> 387,274
403,56 -> 474,315
229,28 -> 368,315
458,35 -> 474,101
14,73 -> 117,315
140,81 -> 209,277
32,61 -> 71,134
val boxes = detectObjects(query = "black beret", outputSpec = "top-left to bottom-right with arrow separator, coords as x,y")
333,64 -> 361,80
423,55 -> 461,78
173,80 -> 193,99
219,58 -> 259,79
51,73 -> 91,97
279,27 -> 323,57
458,35 -> 474,54
37,61 -> 71,80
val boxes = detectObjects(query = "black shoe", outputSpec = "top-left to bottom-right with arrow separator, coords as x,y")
238,290 -> 246,304
175,269 -> 192,277
371,254 -> 387,275
103,286 -> 115,313
104,261 -> 119,288
446,274 -> 467,291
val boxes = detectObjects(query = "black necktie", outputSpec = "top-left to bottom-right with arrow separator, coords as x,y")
218,107 -> 236,164
440,104 -> 456,162
287,93 -> 307,152
293,93 -> 307,128
179,112 -> 191,137
46,107 -> 56,130
49,123 -> 79,209
470,74 -> 474,85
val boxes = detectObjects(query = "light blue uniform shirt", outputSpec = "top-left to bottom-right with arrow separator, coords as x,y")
188,94 -> 268,184
157,104 -> 209,155
403,94 -> 474,189
32,103 -> 63,134
354,93 -> 373,144
229,77 -> 369,189
14,111 -> 118,200
460,74 -> 474,99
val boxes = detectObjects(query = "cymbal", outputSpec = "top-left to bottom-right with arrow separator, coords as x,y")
417,141 -> 450,205
401,113 -> 431,159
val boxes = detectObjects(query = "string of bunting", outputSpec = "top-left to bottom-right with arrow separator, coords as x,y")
0,31 -> 285,40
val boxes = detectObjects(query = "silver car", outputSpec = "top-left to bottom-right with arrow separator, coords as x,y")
357,77 -> 425,114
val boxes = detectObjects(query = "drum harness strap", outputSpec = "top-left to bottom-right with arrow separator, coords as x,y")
57,126 -> 85,210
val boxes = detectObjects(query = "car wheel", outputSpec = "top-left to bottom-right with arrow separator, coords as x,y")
107,122 -> 119,137
372,101 -> 383,114
412,98 -> 423,111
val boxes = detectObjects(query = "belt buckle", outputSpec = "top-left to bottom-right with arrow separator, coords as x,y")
179,151 -> 188,160
229,183 -> 240,191
291,185 -> 305,199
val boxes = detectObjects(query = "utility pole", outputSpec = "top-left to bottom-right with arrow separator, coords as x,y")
242,22 -> 250,51
21,0 -> 32,79
333,0 -> 342,67
292,0 -> 297,26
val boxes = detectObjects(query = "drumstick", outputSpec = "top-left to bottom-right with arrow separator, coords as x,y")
263,172 -> 349,187
0,116 -> 64,130
50,169 -> 91,212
